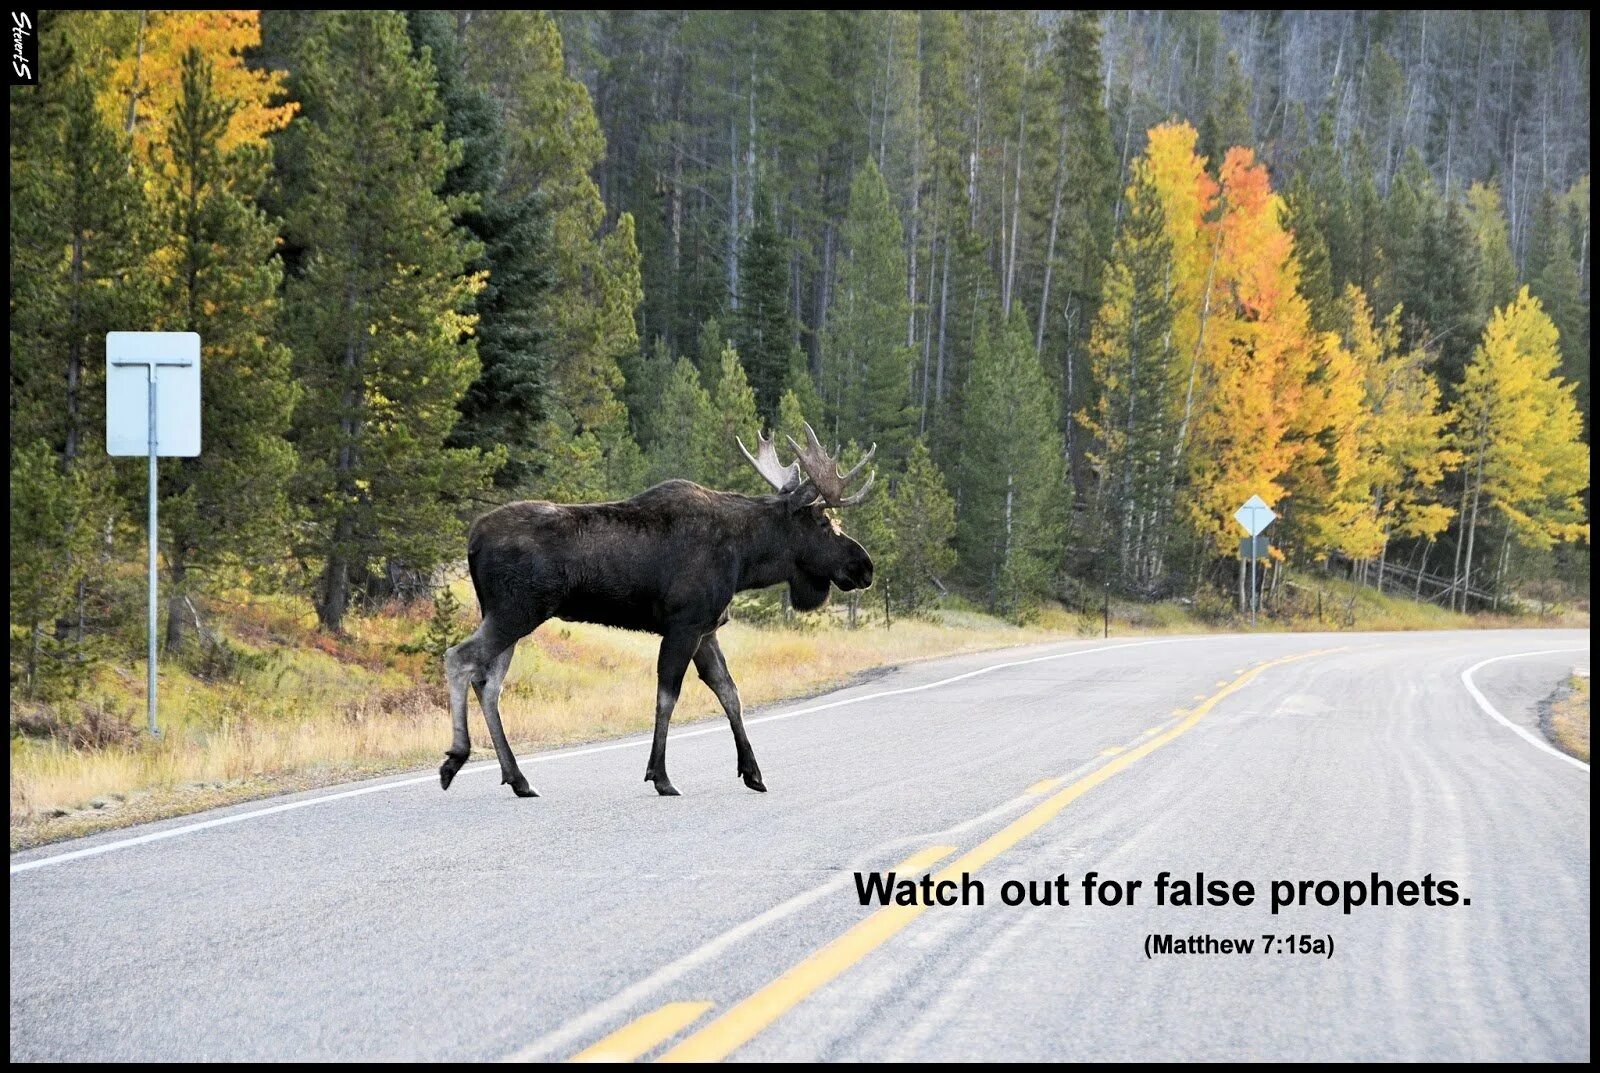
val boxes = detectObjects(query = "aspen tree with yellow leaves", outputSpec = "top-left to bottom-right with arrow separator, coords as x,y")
103,10 -> 296,160
1447,288 -> 1589,609
1334,287 -> 1457,591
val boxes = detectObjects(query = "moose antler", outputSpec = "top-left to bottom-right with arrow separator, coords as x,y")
786,422 -> 876,506
736,430 -> 803,493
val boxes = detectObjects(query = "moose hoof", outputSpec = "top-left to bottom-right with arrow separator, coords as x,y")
653,780 -> 681,797
504,773 -> 539,798
742,772 -> 767,793
439,756 -> 466,791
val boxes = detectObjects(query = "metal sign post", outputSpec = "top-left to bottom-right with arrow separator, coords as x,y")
107,332 -> 201,736
1233,495 -> 1277,627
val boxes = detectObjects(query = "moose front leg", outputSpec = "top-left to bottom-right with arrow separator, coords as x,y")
694,634 -> 765,792
645,631 -> 699,796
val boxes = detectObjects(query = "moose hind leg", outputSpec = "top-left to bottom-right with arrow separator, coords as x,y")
645,632 -> 699,796
694,634 -> 765,792
475,644 -> 536,797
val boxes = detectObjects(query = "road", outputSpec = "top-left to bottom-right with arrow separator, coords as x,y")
9,629 -> 1590,1062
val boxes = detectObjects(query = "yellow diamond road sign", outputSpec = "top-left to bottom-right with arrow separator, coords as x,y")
1234,494 -> 1276,537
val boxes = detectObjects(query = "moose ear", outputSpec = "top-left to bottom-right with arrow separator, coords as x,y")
784,482 -> 818,513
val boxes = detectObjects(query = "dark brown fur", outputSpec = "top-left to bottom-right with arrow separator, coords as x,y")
440,479 -> 873,797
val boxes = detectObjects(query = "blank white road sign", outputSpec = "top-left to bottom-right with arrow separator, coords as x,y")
106,332 -> 201,457
1233,494 -> 1276,536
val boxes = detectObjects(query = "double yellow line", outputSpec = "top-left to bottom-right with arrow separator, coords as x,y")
571,648 -> 1335,1063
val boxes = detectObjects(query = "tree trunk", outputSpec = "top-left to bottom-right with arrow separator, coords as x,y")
1459,459 -> 1483,611
318,546 -> 350,634
934,232 -> 951,402
164,557 -> 190,653
1492,520 -> 1512,611
727,113 -> 739,307
123,10 -> 147,136
1036,113 -> 1070,354
1002,103 -> 1025,318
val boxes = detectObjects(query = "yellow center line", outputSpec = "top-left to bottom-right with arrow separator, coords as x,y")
1025,778 -> 1061,795
1098,746 -> 1124,757
891,845 -> 957,873
571,1001 -> 713,1063
658,648 -> 1338,1063
575,849 -> 953,1060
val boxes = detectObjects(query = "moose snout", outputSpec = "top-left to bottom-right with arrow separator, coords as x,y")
840,553 -> 874,591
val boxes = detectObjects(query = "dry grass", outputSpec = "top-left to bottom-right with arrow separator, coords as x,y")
1548,675 -> 1590,762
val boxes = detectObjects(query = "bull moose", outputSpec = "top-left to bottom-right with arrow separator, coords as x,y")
440,424 -> 876,798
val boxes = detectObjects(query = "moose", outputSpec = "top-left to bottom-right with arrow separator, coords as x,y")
439,424 -> 877,798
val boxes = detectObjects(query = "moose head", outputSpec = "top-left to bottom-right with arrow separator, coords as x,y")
738,422 -> 877,611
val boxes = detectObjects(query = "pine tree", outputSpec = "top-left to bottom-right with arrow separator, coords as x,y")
958,313 -> 1067,613
883,440 -> 958,612
621,337 -> 675,448
1084,161 -> 1182,587
10,18 -> 155,667
823,160 -> 916,463
148,47 -> 298,652
409,11 -> 556,493
644,358 -> 720,486
774,386 -> 815,451
1529,213 -> 1590,434
10,441 -> 99,696
784,349 -> 825,437
695,316 -> 729,382
1294,111 -> 1358,296
1381,152 -> 1480,390
1198,52 -> 1252,168
1036,11 -> 1118,494
736,188 -> 794,421
708,345 -> 767,494
281,12 -> 495,633
460,10 -> 645,500
1283,185 -> 1338,332
1463,182 -> 1518,329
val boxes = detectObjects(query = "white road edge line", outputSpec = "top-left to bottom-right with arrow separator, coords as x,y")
11,637 -> 1198,875
1460,648 -> 1590,773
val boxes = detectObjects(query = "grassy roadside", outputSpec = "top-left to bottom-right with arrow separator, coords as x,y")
1547,675 -> 1591,762
10,573 -> 1583,851
10,599 -> 1071,850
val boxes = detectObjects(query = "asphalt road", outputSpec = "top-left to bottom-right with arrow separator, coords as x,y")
9,629 -> 1590,1062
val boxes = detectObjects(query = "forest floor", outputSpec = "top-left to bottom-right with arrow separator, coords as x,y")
9,572 -> 1584,850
